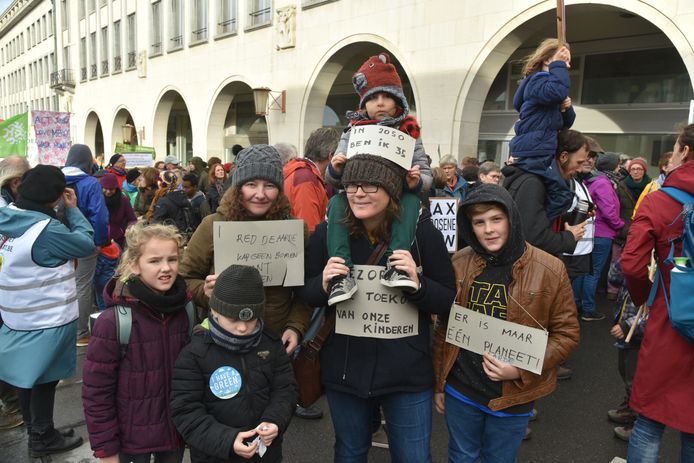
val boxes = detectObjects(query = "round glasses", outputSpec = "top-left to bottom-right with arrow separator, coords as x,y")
345,184 -> 379,194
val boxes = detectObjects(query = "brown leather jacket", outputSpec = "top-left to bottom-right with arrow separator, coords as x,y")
432,244 -> 580,411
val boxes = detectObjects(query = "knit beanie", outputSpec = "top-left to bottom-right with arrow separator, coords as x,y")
630,158 -> 648,173
209,265 -> 265,320
439,155 -> 458,167
596,152 -> 620,172
100,173 -> 120,190
352,53 -> 408,112
18,165 -> 66,203
65,144 -> 94,175
108,154 -> 124,166
231,144 -> 284,191
342,154 -> 405,198
126,168 -> 141,184
164,155 -> 180,166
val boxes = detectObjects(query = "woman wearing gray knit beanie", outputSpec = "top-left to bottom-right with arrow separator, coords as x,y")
179,144 -> 311,355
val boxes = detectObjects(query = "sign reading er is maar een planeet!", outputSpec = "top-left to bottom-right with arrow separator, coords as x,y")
335,265 -> 419,339
213,220 -> 304,287
445,304 -> 549,375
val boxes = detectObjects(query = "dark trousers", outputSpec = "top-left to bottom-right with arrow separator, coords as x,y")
119,449 -> 185,463
16,381 -> 58,435
618,347 -> 640,401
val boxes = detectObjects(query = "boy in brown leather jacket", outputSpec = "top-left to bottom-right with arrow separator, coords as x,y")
432,184 -> 579,462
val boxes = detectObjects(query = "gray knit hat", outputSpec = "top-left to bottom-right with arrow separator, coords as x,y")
342,154 -> 405,198
209,265 -> 265,320
231,144 -> 284,191
596,152 -> 620,173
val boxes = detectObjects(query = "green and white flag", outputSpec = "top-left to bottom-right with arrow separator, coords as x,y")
0,112 -> 29,158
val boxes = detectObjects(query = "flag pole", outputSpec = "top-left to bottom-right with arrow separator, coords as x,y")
557,0 -> 566,45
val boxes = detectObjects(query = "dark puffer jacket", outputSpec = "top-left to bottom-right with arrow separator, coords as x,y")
171,329 -> 296,463
82,278 -> 192,458
298,211 -> 456,398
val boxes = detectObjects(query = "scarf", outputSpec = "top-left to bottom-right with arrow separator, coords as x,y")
14,197 -> 58,219
109,166 -> 127,176
214,181 -> 224,197
346,109 -> 421,139
126,275 -> 188,315
104,191 -> 122,214
624,174 -> 651,201
208,314 -> 264,353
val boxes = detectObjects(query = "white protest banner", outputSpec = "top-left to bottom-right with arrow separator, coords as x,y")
345,125 -> 415,170
335,265 -> 419,339
213,220 -> 304,287
123,152 -> 154,167
429,197 -> 458,252
445,304 -> 548,374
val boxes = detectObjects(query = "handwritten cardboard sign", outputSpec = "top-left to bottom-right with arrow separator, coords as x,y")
123,152 -> 154,167
445,304 -> 548,374
213,220 -> 304,287
32,111 -> 71,166
429,197 -> 458,253
345,125 -> 415,170
335,265 -> 419,339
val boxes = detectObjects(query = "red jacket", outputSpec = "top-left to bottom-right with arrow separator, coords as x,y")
622,160 -> 694,434
82,278 -> 191,457
283,158 -> 328,233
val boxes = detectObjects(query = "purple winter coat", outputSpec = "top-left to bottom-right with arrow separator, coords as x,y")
82,277 -> 191,458
585,173 -> 624,239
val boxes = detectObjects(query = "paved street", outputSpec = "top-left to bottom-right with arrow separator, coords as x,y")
0,294 -> 679,463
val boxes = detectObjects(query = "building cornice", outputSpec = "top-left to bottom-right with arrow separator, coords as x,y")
0,0 -> 42,39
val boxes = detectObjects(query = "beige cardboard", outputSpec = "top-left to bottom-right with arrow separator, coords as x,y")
345,125 -> 415,170
429,197 -> 458,252
335,265 -> 419,339
213,220 -> 304,287
445,304 -> 548,374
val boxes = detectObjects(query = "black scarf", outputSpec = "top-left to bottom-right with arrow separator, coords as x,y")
126,275 -> 188,315
104,191 -> 122,214
208,314 -> 264,353
14,197 -> 58,219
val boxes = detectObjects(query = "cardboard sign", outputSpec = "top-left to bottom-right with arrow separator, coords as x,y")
429,197 -> 458,252
445,304 -> 548,374
213,220 -> 304,287
123,152 -> 154,167
32,111 -> 71,166
335,265 -> 419,339
345,125 -> 415,170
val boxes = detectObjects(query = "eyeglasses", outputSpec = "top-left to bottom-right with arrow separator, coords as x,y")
345,184 -> 379,194
629,166 -> 645,172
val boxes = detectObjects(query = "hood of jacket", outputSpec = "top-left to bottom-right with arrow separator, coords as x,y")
458,183 -> 526,265
283,158 -> 322,179
61,165 -> 90,184
65,144 -> 95,175
164,189 -> 190,207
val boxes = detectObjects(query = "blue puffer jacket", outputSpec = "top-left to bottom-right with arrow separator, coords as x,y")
62,166 -> 109,246
510,61 -> 576,158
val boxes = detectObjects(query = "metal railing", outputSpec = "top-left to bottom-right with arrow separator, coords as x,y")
90,64 -> 97,78
49,69 -> 75,88
127,51 -> 136,69
101,60 -> 109,75
113,55 -> 121,72
217,18 -> 236,35
191,27 -> 207,42
169,34 -> 183,49
80,67 -> 87,81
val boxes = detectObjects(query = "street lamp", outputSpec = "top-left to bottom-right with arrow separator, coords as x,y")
252,87 -> 286,116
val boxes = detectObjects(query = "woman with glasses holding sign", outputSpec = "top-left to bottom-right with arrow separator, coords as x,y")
299,154 -> 456,463
432,184 -> 579,463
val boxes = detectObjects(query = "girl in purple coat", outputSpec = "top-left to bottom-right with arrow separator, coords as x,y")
82,222 -> 192,463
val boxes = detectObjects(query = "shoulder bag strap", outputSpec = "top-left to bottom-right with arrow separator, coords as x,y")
308,241 -> 388,352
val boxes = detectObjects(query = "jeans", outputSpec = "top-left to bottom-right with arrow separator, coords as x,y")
444,392 -> 529,463
326,388 -> 433,463
119,449 -> 185,463
75,250 -> 99,338
572,237 -> 612,314
627,415 -> 694,463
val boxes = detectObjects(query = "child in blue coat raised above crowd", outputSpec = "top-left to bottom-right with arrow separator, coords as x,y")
324,53 -> 432,306
510,38 -> 576,221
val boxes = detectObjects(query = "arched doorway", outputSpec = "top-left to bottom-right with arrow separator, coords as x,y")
84,111 -> 104,162
207,80 -> 268,162
457,2 -> 693,168
303,40 -> 417,146
152,89 -> 192,164
111,107 -> 138,147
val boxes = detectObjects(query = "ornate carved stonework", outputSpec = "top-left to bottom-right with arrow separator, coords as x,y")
275,5 -> 296,50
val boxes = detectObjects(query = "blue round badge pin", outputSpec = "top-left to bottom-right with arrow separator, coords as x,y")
209,366 -> 243,399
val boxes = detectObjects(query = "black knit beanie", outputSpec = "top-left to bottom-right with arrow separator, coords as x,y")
596,152 -> 620,172
209,265 -> 265,320
342,154 -> 405,198
231,144 -> 284,191
126,168 -> 141,184
108,154 -> 124,166
18,165 -> 66,203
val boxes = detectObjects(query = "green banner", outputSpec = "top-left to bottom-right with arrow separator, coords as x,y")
114,142 -> 156,156
0,112 -> 28,158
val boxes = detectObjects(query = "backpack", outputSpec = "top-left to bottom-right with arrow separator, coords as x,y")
648,186 -> 694,343
114,301 -> 196,358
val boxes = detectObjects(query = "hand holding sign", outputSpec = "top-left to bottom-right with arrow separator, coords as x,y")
482,352 -> 521,381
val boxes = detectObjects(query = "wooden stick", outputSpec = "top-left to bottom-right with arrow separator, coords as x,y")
556,0 -> 566,45
625,304 -> 646,343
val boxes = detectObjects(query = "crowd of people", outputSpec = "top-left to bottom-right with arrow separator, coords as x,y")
0,42 -> 692,463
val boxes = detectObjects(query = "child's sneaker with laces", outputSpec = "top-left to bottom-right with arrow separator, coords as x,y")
380,259 -> 419,291
328,274 -> 358,306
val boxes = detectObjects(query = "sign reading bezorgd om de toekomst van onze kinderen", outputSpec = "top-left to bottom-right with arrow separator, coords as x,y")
445,304 -> 548,375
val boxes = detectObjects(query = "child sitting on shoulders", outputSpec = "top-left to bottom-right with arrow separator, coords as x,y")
171,265 -> 297,463
325,52 -> 432,306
